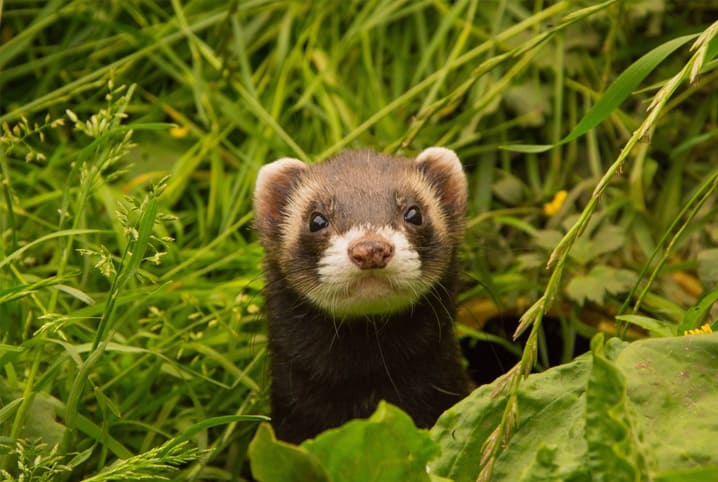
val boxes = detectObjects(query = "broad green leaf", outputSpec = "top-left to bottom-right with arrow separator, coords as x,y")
518,445 -> 564,482
249,403 -> 439,482
502,33 -> 698,153
655,466 -> 718,482
431,334 -> 718,481
565,274 -> 606,306
492,174 -> 526,206
570,225 -> 626,265
569,265 -> 638,307
431,354 -> 593,482
249,424 -> 329,482
0,379 -> 66,449
590,266 -> 637,295
587,225 -> 627,257
303,402 -> 438,482
618,334 -> 718,473
584,334 -> 642,481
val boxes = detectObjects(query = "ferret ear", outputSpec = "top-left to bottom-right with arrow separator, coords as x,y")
415,147 -> 468,217
254,157 -> 307,243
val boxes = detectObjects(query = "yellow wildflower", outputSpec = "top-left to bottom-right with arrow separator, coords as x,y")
684,323 -> 713,336
169,125 -> 189,138
543,190 -> 568,217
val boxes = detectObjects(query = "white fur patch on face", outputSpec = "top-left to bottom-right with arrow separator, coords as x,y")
304,225 -> 435,318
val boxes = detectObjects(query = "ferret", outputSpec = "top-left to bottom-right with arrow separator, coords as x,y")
253,147 -> 470,443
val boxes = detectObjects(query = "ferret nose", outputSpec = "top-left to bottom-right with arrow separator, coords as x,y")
348,237 -> 394,270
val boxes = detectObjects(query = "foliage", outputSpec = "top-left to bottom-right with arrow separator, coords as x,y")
249,402 -> 441,482
246,333 -> 718,481
1,0 -> 718,480
430,333 -> 718,482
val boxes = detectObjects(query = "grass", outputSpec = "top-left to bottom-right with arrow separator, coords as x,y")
1,1 -> 717,480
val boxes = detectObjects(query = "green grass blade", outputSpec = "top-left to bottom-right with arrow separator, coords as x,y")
0,229 -> 105,271
503,33 -> 699,153
158,414 -> 270,457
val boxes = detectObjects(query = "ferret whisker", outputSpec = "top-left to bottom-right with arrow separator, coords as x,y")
424,288 -> 445,342
432,284 -> 454,322
431,278 -> 453,301
372,319 -> 402,403
328,313 -> 342,350
373,314 -> 391,336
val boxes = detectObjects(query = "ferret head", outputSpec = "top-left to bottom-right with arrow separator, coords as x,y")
254,147 -> 467,318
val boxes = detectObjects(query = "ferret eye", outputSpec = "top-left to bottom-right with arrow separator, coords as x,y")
309,212 -> 329,232
404,206 -> 423,226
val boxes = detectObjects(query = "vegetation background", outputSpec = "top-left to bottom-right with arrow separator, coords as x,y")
1,0 -> 717,480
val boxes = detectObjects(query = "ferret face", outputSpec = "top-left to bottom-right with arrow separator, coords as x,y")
254,148 -> 467,318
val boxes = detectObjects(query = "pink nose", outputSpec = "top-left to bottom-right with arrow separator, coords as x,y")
348,237 -> 394,269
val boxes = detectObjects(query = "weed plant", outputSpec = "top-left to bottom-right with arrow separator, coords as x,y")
1,1 -> 717,480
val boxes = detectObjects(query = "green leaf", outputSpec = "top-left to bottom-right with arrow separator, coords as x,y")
249,403 -> 439,482
565,262 -> 636,306
492,174 -> 526,206
160,414 -> 269,457
570,225 -> 626,265
617,334 -> 718,473
518,445 -> 562,482
655,466 -> 718,482
0,398 -> 22,426
121,197 -> 159,286
502,33 -> 698,153
54,283 -> 96,305
589,225 -> 628,257
431,354 -> 593,482
249,424 -> 329,482
678,287 -> 718,333
431,335 -> 718,481
584,334 -> 642,481
0,229 -> 105,271
614,314 -> 675,337
303,402 -> 438,482
0,379 -> 66,449
591,266 -> 637,295
565,274 -> 606,306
